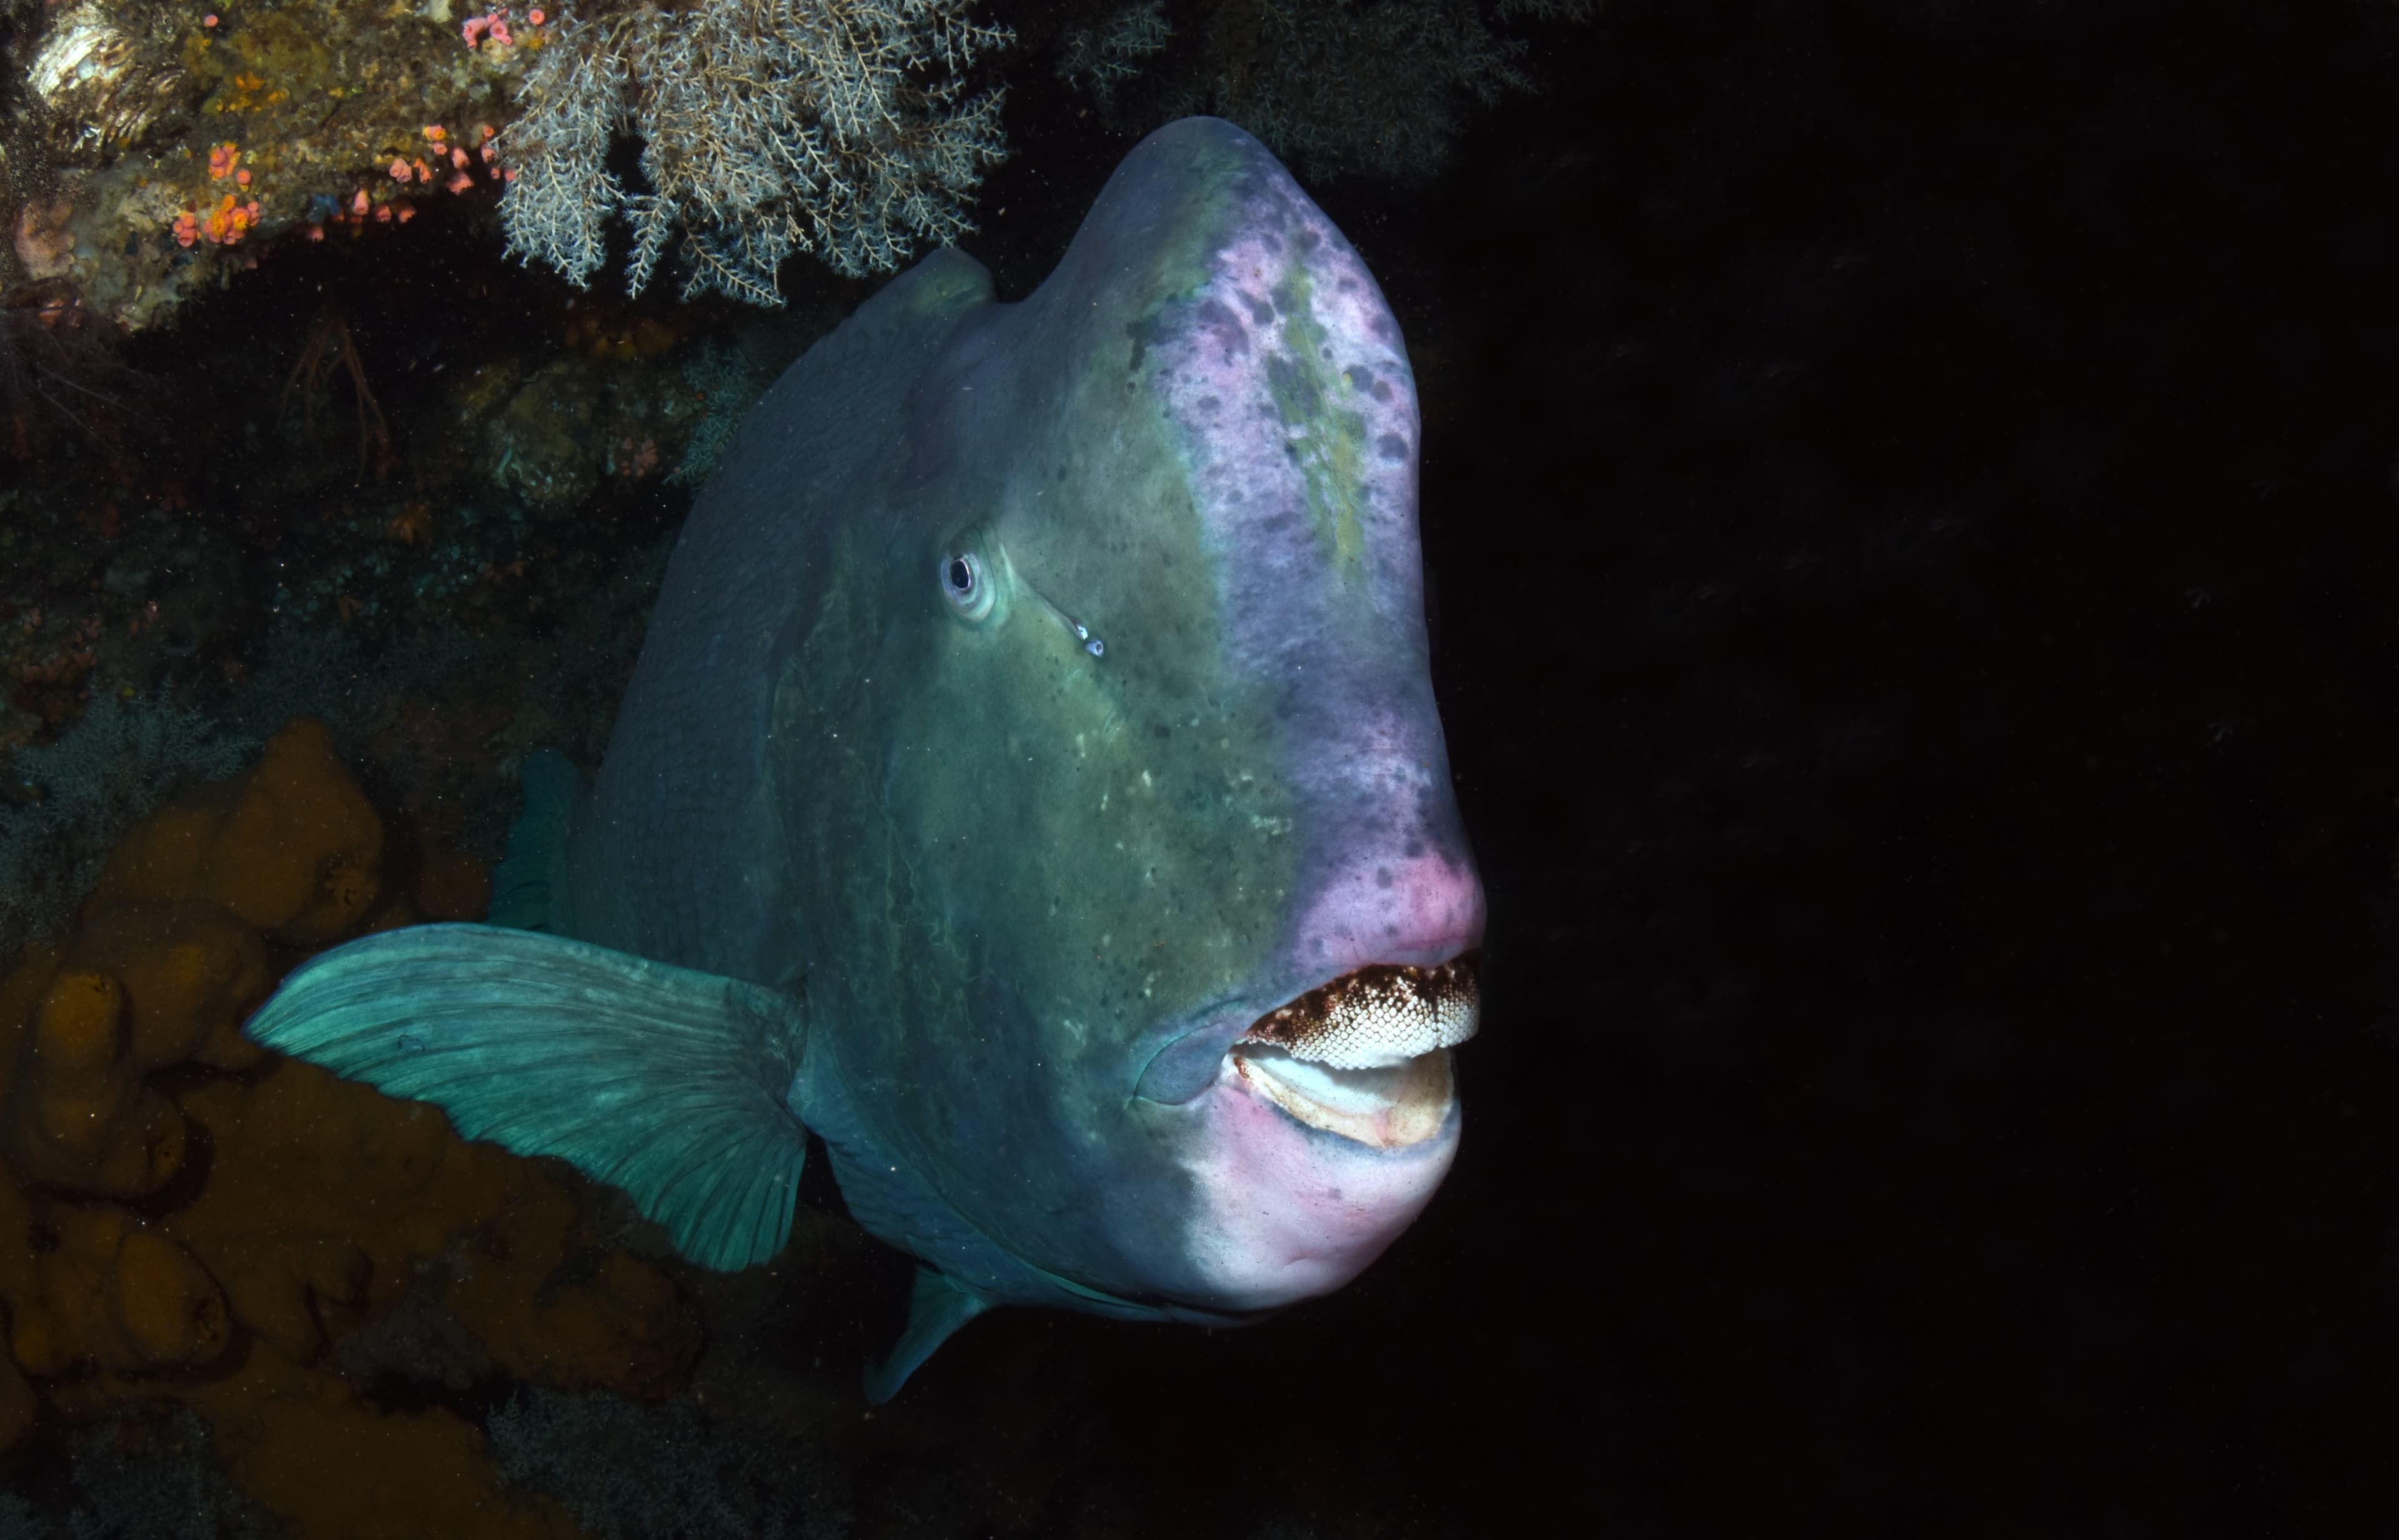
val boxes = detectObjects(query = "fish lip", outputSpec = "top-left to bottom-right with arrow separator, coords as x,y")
1131,947 -> 1481,1108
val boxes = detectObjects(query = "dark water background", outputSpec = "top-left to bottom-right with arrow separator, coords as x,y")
7,0 -> 2399,1533
1408,2 -> 2399,1529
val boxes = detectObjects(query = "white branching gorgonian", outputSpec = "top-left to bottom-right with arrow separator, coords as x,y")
1059,1 -> 1173,107
499,1 -> 1012,303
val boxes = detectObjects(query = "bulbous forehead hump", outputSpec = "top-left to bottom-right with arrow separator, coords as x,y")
975,119 -> 1429,695
1147,197 -> 1422,611
1038,119 -> 1428,676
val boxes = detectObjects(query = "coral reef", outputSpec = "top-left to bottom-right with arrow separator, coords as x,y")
17,5 -> 195,167
0,719 -> 703,1539
470,329 -> 762,512
499,0 -> 1013,298
0,0 -> 1591,356
0,686 -> 251,958
0,499 -> 703,960
667,340 -> 777,485
89,715 -> 384,946
2,1 -> 533,334
1200,0 -> 1534,177
0,279 -> 144,459
0,0 -> 1590,360
1058,1 -> 1174,109
0,1405 -> 269,1539
218,294 -> 811,662
279,307 -> 392,480
1063,0 -> 1591,179
490,1385 -> 845,1540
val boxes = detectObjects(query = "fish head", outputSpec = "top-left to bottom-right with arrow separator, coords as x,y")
850,119 -> 1483,1316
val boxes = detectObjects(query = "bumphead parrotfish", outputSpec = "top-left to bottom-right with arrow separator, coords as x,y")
246,117 -> 1485,1400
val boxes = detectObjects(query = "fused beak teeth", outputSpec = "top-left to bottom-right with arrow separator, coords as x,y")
1231,1047 -> 1458,1150
1227,953 -> 1479,1148
1235,952 -> 1480,1069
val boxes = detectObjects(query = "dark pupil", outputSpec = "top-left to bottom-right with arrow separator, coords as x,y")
947,557 -> 972,593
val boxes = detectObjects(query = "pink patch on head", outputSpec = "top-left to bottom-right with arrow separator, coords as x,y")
1150,216 -> 1418,547
1294,848 -> 1484,978
389,159 -> 410,181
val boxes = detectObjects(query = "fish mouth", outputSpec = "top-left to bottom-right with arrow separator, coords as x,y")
1228,952 -> 1479,1150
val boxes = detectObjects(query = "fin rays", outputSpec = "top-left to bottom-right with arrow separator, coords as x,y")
245,923 -> 810,1272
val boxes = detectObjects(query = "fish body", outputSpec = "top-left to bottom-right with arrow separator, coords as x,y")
249,119 -> 1484,1396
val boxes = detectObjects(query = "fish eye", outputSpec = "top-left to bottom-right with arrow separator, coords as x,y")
940,550 -> 994,622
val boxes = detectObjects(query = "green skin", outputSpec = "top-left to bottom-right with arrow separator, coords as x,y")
559,119 -> 1484,1318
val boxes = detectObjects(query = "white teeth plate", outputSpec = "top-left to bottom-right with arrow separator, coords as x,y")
1234,1046 -> 1458,1149
1236,954 -> 1480,1070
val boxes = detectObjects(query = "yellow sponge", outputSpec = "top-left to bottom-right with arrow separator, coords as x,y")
65,901 -> 271,1071
2,964 -> 186,1198
0,718 -> 700,1528
96,717 -> 384,945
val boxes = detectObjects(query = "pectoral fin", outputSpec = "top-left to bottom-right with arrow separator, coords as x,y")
244,923 -> 809,1272
865,1266 -> 995,1404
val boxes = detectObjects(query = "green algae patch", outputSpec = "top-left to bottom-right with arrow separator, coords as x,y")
1266,264 -> 1371,570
